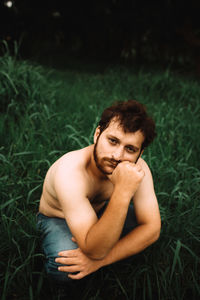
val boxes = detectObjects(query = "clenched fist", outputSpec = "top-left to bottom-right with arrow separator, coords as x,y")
109,161 -> 145,196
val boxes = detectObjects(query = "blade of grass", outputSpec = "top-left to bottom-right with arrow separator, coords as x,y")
170,239 -> 182,283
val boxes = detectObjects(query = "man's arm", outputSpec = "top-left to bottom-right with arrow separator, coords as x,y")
56,159 -> 161,278
102,159 -> 161,264
100,219 -> 160,267
57,220 -> 160,280
54,160 -> 144,259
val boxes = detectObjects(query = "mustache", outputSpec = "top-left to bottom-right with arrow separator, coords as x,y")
103,158 -> 121,166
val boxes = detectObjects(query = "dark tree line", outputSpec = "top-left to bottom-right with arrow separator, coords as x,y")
1,0 -> 200,72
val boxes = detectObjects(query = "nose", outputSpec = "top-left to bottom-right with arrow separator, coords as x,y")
111,146 -> 124,161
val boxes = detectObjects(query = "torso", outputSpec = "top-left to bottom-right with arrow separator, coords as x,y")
39,146 -> 114,218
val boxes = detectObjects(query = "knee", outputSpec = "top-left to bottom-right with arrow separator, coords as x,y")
45,257 -> 73,284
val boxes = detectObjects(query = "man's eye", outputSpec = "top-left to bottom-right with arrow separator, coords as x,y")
109,138 -> 117,144
126,147 -> 135,153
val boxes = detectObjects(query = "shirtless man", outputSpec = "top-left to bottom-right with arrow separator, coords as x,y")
37,100 -> 161,284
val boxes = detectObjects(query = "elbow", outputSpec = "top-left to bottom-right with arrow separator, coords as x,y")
152,224 -> 161,243
80,235 -> 110,260
153,229 -> 160,242
144,221 -> 161,246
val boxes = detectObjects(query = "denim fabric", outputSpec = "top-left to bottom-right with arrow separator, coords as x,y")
37,203 -> 137,283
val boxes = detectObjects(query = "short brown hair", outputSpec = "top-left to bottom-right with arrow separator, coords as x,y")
98,100 -> 156,149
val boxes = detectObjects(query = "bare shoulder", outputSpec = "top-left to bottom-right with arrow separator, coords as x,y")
134,157 -> 156,199
137,157 -> 153,181
52,147 -> 90,191
54,149 -> 85,175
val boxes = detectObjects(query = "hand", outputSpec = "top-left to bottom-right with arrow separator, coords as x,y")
110,161 -> 145,196
55,238 -> 103,280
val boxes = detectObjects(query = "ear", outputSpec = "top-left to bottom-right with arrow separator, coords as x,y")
94,126 -> 101,143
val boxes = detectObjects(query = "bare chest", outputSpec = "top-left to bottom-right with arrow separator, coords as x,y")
87,181 -> 114,206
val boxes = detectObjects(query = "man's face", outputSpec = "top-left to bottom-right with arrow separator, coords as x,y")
93,120 -> 144,175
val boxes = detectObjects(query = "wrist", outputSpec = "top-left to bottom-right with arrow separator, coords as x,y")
113,185 -> 134,201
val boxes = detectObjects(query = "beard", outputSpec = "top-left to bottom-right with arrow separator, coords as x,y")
93,136 -> 120,175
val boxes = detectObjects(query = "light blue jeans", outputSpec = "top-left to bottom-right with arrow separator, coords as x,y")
36,203 -> 137,284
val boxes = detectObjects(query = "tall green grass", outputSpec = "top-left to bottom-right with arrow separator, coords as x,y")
0,46 -> 200,299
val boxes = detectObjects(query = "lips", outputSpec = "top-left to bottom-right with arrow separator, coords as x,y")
106,161 -> 118,168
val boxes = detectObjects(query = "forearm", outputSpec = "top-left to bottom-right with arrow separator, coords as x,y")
56,223 -> 160,280
83,187 -> 131,259
98,224 -> 160,267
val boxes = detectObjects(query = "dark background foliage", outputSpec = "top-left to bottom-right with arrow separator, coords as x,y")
1,0 -> 200,74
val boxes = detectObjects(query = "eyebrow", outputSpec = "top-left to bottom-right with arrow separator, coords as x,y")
108,135 -> 140,151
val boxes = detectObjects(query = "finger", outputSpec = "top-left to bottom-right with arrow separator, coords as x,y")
136,166 -> 142,172
55,257 -> 78,265
135,164 -> 143,172
140,169 -> 145,176
68,272 -> 85,280
58,249 -> 78,257
71,236 -> 76,243
58,265 -> 81,273
107,174 -> 112,181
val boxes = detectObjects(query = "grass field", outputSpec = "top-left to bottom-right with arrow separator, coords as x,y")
0,47 -> 200,300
